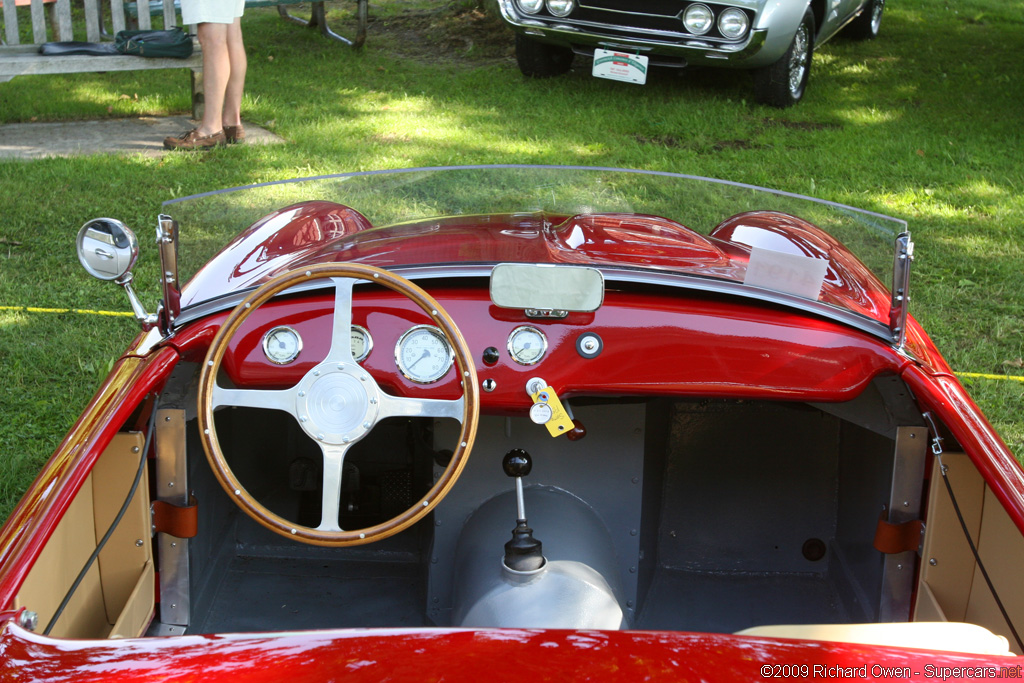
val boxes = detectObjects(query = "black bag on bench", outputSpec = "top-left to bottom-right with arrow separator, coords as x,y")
115,28 -> 193,58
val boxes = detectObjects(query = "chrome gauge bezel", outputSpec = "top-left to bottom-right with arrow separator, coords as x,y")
262,326 -> 303,365
350,324 -> 372,362
395,324 -> 455,384
507,325 -> 548,365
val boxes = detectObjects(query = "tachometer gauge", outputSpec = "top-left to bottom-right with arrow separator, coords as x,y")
395,325 -> 454,384
263,326 -> 302,365
508,326 -> 547,365
350,325 -> 372,362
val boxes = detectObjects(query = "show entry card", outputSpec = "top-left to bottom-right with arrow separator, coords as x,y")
744,246 -> 829,300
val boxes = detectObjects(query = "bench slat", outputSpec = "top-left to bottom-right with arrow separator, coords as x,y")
2,0 -> 19,46
0,48 -> 202,76
110,0 -> 126,34
56,0 -> 72,41
137,0 -> 151,30
84,0 -> 99,42
161,0 -> 173,29
30,0 -> 46,43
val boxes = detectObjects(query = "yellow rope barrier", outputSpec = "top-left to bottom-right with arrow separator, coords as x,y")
956,371 -> 1024,384
0,305 -> 133,317
3,304 -> 1024,383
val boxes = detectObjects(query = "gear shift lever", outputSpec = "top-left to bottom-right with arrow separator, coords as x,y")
502,449 -> 545,572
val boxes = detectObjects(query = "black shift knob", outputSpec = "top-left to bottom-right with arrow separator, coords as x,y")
502,449 -> 532,478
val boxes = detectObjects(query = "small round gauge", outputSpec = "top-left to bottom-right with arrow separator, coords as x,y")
350,325 -> 372,362
395,325 -> 454,384
508,326 -> 548,365
263,326 -> 302,365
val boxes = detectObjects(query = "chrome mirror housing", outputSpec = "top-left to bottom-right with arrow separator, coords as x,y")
76,218 -> 139,282
76,218 -> 159,332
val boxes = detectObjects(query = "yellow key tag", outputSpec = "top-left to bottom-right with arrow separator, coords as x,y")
530,385 -> 575,438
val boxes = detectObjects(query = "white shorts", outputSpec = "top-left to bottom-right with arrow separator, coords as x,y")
181,0 -> 244,25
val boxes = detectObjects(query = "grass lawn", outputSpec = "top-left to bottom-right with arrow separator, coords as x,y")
0,0 -> 1022,520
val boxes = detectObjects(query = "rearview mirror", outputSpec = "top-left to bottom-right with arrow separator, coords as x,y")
76,218 -> 139,282
76,218 -> 159,332
490,264 -> 604,315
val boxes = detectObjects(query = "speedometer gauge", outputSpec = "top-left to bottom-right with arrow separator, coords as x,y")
508,326 -> 547,365
350,325 -> 372,362
395,325 -> 454,384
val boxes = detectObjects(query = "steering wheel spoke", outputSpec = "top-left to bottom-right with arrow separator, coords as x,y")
323,276 -> 357,364
315,443 -> 350,532
378,392 -> 465,422
212,385 -> 296,413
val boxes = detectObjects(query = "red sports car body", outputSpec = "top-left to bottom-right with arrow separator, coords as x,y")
0,167 -> 1021,680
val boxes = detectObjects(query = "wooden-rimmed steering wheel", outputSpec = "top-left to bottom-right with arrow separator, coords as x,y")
198,263 -> 480,547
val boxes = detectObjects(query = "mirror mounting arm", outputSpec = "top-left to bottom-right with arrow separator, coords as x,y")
156,214 -> 182,335
116,272 -> 160,331
889,232 -> 913,351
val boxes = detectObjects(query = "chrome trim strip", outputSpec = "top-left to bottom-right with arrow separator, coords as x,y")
879,426 -> 928,621
890,232 -> 913,349
577,4 -> 683,20
156,214 -> 182,331
155,408 -> 190,628
127,326 -> 168,357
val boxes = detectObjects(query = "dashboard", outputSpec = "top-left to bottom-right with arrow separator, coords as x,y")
202,282 -> 901,413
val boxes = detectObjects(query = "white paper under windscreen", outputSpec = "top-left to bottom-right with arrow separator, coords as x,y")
743,246 -> 828,300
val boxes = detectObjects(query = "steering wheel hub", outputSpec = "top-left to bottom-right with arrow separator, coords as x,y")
297,364 -> 380,444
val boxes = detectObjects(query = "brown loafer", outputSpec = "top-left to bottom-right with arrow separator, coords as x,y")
164,128 -> 226,150
224,124 -> 246,144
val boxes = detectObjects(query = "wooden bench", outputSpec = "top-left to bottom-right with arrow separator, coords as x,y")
0,0 -> 204,118
128,0 -> 368,47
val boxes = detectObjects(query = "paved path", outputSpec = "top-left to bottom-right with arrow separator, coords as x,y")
0,116 -> 283,159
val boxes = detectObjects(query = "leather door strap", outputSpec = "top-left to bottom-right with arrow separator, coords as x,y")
873,512 -> 924,555
151,496 -> 198,538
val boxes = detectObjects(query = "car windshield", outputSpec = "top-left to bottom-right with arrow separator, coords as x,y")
165,165 -> 907,337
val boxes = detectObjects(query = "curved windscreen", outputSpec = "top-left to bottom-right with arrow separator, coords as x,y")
165,165 -> 907,336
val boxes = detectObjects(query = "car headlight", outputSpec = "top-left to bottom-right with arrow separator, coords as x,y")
546,0 -> 575,17
718,8 -> 749,39
517,0 -> 544,14
682,4 -> 714,35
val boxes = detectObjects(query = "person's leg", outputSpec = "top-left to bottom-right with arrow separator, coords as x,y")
196,21 -> 230,137
221,17 -> 247,130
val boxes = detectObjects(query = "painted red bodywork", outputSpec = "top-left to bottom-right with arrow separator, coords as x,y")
1,198 -> 1022,679
1,622 -> 1021,682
